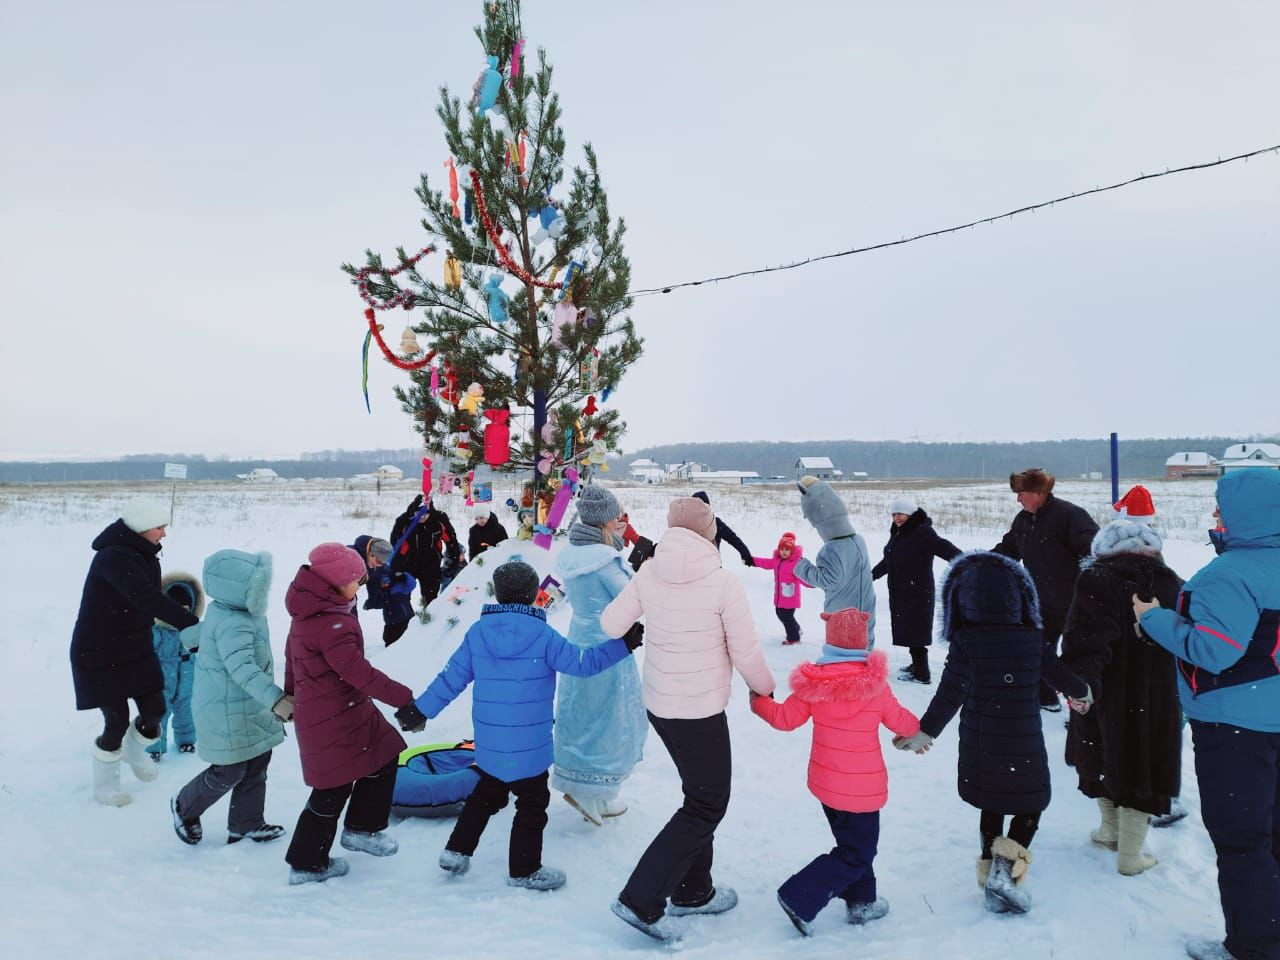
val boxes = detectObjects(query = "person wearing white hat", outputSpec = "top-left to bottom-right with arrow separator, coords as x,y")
71,500 -> 201,806
467,503 -> 509,561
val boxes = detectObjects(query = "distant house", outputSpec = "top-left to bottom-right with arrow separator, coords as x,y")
1218,442 -> 1280,473
1165,451 -> 1218,478
666,461 -> 710,482
373,464 -> 404,481
236,467 -> 280,481
628,458 -> 665,484
689,469 -> 760,486
796,456 -> 838,481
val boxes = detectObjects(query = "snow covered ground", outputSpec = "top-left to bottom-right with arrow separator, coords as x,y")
1,477 -> 1225,959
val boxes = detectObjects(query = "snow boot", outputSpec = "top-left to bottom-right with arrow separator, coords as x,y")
1184,938 -> 1235,960
288,858 -> 349,886
1116,806 -> 1158,876
668,885 -> 738,916
611,899 -> 683,943
149,752 -> 162,763
507,866 -> 566,891
91,743 -> 132,807
178,743 -> 196,754
600,798 -> 628,819
985,836 -> 1032,915
777,893 -> 813,937
846,896 -> 890,925
1091,797 -> 1119,850
122,724 -> 160,782
439,849 -> 471,875
339,828 -> 398,857
170,796 -> 202,845
227,824 -> 286,844
1151,796 -> 1189,829
563,793 -> 603,826
976,857 -> 993,889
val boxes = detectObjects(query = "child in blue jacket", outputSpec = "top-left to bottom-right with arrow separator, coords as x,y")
147,573 -> 204,761
351,535 -> 417,646
395,559 -> 641,891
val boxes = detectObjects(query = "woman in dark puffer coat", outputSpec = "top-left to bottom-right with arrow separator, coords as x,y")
282,543 -> 418,885
1061,519 -> 1183,876
897,551 -> 1089,916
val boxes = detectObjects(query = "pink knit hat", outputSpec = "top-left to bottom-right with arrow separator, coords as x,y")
308,542 -> 366,589
821,609 -> 870,650
667,496 -> 717,542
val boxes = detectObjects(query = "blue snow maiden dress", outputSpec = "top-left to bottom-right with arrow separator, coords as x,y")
551,539 -> 647,806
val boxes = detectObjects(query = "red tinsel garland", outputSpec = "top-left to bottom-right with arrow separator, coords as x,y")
366,309 -> 437,370
356,246 -> 435,310
468,168 -> 563,290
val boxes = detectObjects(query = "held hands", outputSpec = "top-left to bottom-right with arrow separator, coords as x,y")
893,732 -> 934,755
742,555 -> 755,568
1067,684 -> 1095,716
622,622 -> 645,652
748,689 -> 774,702
395,702 -> 428,733
1132,593 -> 1161,628
272,694 -> 295,722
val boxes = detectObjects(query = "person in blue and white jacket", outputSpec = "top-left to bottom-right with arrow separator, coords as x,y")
146,572 -> 205,760
1134,469 -> 1280,960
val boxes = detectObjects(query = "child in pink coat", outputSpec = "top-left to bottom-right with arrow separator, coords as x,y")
753,532 -> 809,645
750,608 -> 920,936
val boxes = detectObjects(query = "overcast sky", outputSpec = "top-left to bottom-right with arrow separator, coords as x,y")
2,0 -> 1277,460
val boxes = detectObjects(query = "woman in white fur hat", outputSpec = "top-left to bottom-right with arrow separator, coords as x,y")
71,499 -> 201,806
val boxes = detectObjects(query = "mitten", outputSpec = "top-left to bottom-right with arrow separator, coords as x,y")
622,622 -> 644,652
395,703 -> 427,732
1067,684 -> 1094,715
272,695 -> 295,722
893,732 -> 933,754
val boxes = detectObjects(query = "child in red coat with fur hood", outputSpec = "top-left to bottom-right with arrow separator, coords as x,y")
750,608 -> 920,937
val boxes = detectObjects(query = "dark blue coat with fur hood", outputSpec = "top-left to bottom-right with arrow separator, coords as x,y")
919,552 -> 1088,813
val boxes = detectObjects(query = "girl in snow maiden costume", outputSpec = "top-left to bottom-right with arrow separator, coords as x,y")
169,550 -> 289,846
1134,470 -> 1280,960
751,607 -> 919,937
71,499 -> 200,806
552,485 -> 647,825
792,477 -> 877,644
146,572 -> 205,760
402,560 -> 638,892
896,552 -> 1090,916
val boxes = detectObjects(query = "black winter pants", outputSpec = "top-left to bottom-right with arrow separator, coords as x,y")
97,690 -> 167,750
620,712 -> 732,922
909,646 -> 931,680
1039,608 -> 1068,706
175,750 -> 273,834
285,758 -> 398,872
446,769 -> 550,879
775,607 -> 800,643
778,805 -> 879,922
979,810 -> 1041,856
1192,720 -> 1280,960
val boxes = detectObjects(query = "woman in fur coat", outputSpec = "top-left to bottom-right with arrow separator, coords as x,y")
1061,519 -> 1183,876
751,608 -> 919,936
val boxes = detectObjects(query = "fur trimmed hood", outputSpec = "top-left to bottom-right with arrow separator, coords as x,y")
940,550 -> 1041,638
202,550 -> 273,616
788,649 -> 889,703
157,570 -> 205,625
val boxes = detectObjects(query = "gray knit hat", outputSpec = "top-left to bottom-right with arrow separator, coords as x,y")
576,484 -> 622,526
493,560 -> 540,605
797,476 -> 855,541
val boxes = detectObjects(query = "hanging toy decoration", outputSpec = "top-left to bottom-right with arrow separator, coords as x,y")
483,408 -> 511,466
441,363 -> 460,406
483,273 -> 511,324
430,363 -> 440,398
474,55 -> 502,116
444,251 -> 463,290
563,426 -> 574,464
582,394 -> 598,417
399,327 -> 421,357
365,309 -> 436,370
453,433 -> 473,463
458,382 -> 485,416
534,468 -> 578,551
469,168 -> 563,290
355,247 -> 434,311
510,38 -> 524,86
579,348 -> 600,391
537,450 -> 555,475
444,157 -> 462,218
530,199 -> 567,246
420,458 -> 433,497
557,259 -> 584,302
458,163 -> 475,225
551,299 -> 577,347
463,470 -> 475,506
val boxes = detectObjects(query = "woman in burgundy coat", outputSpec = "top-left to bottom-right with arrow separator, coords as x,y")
282,543 -> 418,885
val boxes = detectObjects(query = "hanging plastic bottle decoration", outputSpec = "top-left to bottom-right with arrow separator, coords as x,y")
444,157 -> 461,219
510,38 -> 524,86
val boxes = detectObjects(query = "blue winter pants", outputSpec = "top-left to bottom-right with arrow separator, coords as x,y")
1191,721 -> 1280,960
148,657 -> 195,755
778,805 -> 879,923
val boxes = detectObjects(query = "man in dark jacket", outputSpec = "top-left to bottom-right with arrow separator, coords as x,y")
467,505 -> 510,561
692,490 -> 754,567
390,495 -> 465,609
992,468 -> 1098,711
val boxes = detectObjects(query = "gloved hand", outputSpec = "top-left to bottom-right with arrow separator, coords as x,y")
749,690 -> 775,702
741,555 -> 755,567
1067,684 -> 1094,715
622,622 -> 645,652
272,694 -> 295,722
1132,593 -> 1160,626
893,732 -> 933,754
395,702 -> 427,732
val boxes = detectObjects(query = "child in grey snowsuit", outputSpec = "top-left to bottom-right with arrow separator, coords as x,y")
792,477 -> 877,646
147,573 -> 205,760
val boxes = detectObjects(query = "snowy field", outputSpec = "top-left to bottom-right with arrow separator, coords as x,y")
1,477 -> 1225,959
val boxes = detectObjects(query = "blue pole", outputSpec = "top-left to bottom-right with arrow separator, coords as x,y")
1110,432 -> 1119,503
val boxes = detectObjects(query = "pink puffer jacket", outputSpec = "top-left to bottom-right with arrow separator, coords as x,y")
752,545 -> 806,609
601,527 -> 775,719
751,650 -> 919,812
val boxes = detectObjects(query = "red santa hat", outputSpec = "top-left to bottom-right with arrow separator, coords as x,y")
1113,485 -> 1156,526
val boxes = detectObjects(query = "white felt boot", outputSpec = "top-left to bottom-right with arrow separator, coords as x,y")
91,744 -> 132,807
1116,806 -> 1158,876
122,724 -> 160,782
1091,797 -> 1119,850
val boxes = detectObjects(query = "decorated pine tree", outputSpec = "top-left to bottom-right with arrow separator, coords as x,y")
343,0 -> 641,529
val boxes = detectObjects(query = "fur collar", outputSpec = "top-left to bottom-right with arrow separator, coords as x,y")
157,570 -> 205,625
940,551 -> 1041,638
788,649 -> 889,703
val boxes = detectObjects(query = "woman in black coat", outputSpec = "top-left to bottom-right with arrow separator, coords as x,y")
71,501 -> 200,805
390,495 -> 465,607
1061,519 -> 1183,876
897,551 -> 1089,915
871,498 -> 961,683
